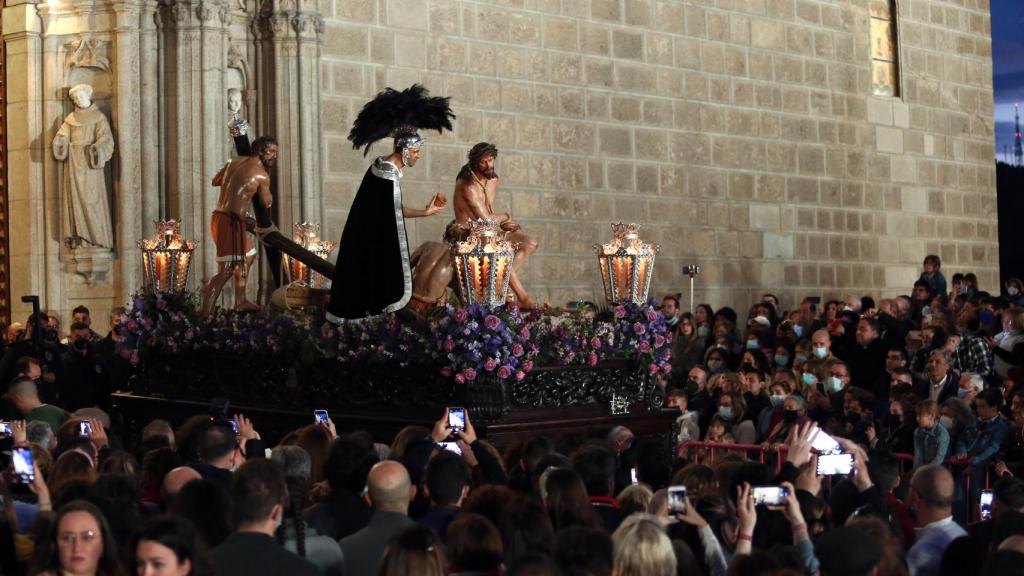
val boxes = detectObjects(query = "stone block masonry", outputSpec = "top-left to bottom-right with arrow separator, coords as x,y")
321,0 -> 997,312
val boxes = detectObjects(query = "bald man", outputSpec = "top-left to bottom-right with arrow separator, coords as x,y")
161,466 -> 201,508
806,329 -> 843,384
339,461 -> 416,576
906,465 -> 966,576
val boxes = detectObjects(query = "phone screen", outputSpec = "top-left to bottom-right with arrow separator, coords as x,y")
668,486 -> 687,513
438,441 -> 462,455
314,410 -> 329,424
981,490 -> 994,520
816,453 -> 854,476
811,430 -> 842,455
13,447 -> 34,484
448,408 -> 466,433
630,467 -> 638,485
752,486 -> 790,506
79,421 -> 93,438
0,422 -> 10,436
229,420 -> 239,435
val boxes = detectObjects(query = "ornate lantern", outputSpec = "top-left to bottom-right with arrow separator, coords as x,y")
595,222 -> 658,306
283,222 -> 334,288
451,219 -> 516,307
137,220 -> 197,293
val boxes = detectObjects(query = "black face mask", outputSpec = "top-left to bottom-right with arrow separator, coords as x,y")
72,339 -> 89,351
43,329 -> 59,343
886,414 -> 901,427
686,379 -> 700,396
845,410 -> 862,424
892,384 -> 913,398
783,409 -> 799,423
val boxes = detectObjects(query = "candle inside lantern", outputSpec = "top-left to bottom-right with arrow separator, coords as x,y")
594,222 -> 658,306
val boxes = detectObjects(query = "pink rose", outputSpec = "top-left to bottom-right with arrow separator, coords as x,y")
484,315 -> 501,330
662,364 -> 672,373
443,339 -> 455,352
512,343 -> 525,357
665,332 -> 673,343
484,358 -> 497,372
130,353 -> 140,366
516,370 -> 526,381
645,309 -> 658,322
463,368 -> 477,381
654,335 -> 666,347
648,363 -> 659,374
519,326 -> 531,339
590,337 -> 602,349
497,366 -> 512,379
614,306 -> 626,319
588,352 -> 598,366
639,341 -> 651,352
440,367 -> 453,377
156,298 -> 168,310
455,308 -> 469,323
522,360 -> 534,372
455,373 -> 466,384
633,322 -> 646,335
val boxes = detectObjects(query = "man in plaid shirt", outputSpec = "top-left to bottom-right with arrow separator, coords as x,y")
952,333 -> 993,383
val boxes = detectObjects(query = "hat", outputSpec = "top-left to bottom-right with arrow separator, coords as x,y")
814,526 -> 882,576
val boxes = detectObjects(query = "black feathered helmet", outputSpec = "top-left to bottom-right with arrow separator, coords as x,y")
348,84 -> 455,164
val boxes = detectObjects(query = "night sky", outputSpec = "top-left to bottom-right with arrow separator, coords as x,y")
991,0 -> 1024,161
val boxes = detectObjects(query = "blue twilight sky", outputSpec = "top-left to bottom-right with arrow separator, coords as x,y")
992,0 -> 1024,161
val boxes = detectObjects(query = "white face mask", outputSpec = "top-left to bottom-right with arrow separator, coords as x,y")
939,415 -> 954,430
1009,286 -> 1020,296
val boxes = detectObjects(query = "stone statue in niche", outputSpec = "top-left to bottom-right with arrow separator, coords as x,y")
227,87 -> 249,138
52,83 -> 115,250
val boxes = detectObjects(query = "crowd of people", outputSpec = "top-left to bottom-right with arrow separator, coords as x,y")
0,255 -> 1022,576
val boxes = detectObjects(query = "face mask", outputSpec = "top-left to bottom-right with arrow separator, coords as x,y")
842,305 -> 853,312
686,379 -> 700,396
802,372 -> 816,386
922,305 -> 931,317
666,316 -> 679,327
1009,287 -> 1021,297
774,354 -> 790,367
827,376 -> 843,392
939,415 -> 954,430
707,360 -> 724,373
783,409 -> 799,423
793,324 -> 804,338
770,394 -> 786,408
957,388 -> 969,398
72,339 -> 89,351
813,347 -> 827,359
746,339 -> 760,350
43,329 -> 59,343
980,311 -> 994,325
892,384 -> 913,397
886,413 -> 901,426
795,353 -> 809,363
718,406 -> 733,420
697,326 -> 710,338
845,410 -> 861,424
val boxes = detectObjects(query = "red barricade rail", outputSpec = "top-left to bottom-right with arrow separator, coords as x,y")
678,442 -> 993,522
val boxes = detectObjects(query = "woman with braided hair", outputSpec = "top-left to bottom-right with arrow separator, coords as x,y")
270,446 -> 344,576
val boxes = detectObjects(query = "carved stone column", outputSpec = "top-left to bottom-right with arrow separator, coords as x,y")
257,0 -> 323,229
3,0 -> 48,321
159,0 -> 228,282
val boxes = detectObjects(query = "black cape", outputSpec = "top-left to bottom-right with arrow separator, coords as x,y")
327,159 -> 411,321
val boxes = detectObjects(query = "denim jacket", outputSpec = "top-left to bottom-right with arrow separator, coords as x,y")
914,423 -> 950,468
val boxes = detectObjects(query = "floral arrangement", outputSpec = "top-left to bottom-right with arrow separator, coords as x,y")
432,303 -> 539,383
119,292 -> 672,385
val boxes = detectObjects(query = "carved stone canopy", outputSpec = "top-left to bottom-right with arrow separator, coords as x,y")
64,36 -> 111,73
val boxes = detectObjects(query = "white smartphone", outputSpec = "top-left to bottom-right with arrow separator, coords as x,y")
810,429 -> 842,455
630,467 -> 639,485
816,453 -> 854,476
668,486 -> 687,514
981,489 -> 994,520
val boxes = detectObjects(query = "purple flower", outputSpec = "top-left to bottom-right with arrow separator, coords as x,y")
463,368 -> 477,381
633,322 -> 646,335
484,358 -> 497,372
512,343 -> 525,357
497,366 -> 512,379
588,352 -> 598,366
484,315 -> 501,330
455,308 -> 469,323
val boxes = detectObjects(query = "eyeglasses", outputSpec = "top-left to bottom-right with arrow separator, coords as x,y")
58,531 -> 99,545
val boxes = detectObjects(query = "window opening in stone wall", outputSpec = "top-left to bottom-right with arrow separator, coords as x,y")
870,0 -> 901,97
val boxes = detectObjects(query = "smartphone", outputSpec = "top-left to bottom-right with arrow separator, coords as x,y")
981,489 -> 994,520
816,453 -> 855,476
448,407 -> 466,433
668,486 -> 687,514
79,420 -> 93,438
630,467 -> 639,485
12,447 -> 34,484
229,420 -> 239,435
438,441 -> 462,455
314,410 -> 329,424
752,486 -> 790,507
0,422 -> 10,436
810,430 -> 842,455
